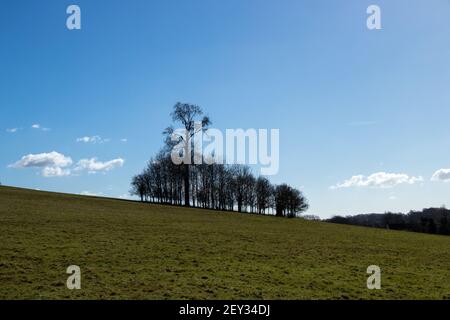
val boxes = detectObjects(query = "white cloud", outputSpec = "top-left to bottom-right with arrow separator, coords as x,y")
75,158 -> 124,173
10,151 -> 73,169
42,167 -> 71,177
120,138 -> 128,143
76,135 -> 110,144
31,124 -> 51,131
431,169 -> 450,182
77,137 -> 88,143
6,128 -> 19,133
9,151 -> 73,178
331,172 -> 423,189
9,152 -> 124,177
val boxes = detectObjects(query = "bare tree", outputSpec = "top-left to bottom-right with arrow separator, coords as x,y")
130,174 -> 146,202
256,176 -> 273,214
274,184 -> 308,218
230,165 -> 254,212
163,103 -> 211,207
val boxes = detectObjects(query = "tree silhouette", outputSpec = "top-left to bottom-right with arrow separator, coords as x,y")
256,176 -> 273,214
131,104 -> 308,219
274,184 -> 309,218
163,103 -> 211,207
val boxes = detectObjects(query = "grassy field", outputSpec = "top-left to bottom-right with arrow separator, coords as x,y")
0,185 -> 449,300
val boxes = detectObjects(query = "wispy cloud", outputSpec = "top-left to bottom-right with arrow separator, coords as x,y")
331,172 -> 423,189
31,124 -> 51,131
431,169 -> 450,182
76,135 -> 110,144
6,128 -> 19,133
75,158 -> 124,173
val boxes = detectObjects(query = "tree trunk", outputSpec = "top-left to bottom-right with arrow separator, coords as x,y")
184,164 -> 190,206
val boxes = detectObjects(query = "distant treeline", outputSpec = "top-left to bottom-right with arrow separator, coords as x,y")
326,207 -> 450,236
130,103 -> 308,218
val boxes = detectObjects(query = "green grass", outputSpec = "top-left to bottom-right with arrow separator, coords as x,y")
0,185 -> 449,300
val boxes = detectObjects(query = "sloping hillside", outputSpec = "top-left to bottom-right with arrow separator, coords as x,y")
0,186 -> 448,299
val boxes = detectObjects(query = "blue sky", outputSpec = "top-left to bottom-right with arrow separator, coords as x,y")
1,0 -> 450,218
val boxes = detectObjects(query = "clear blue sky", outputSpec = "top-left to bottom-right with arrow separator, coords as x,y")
1,0 -> 450,218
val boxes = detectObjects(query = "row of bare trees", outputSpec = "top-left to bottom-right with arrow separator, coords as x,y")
131,152 -> 308,217
130,103 -> 308,218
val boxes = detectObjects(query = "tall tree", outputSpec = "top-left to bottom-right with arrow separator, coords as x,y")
164,103 -> 211,207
